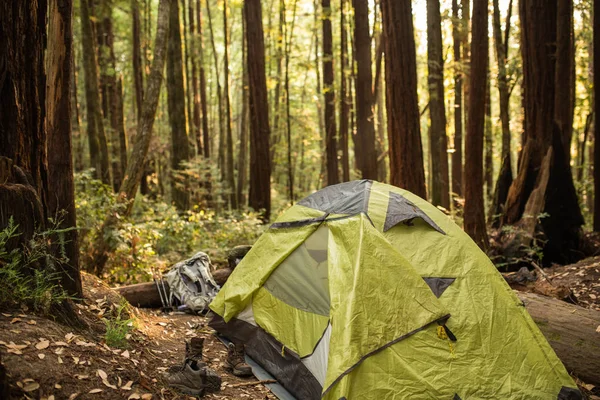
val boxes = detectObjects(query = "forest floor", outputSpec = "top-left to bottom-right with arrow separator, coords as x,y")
0,273 -> 276,400
1,260 -> 600,399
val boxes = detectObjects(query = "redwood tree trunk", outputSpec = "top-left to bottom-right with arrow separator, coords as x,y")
323,0 -> 339,185
46,0 -> 83,298
353,0 -> 377,180
463,0 -> 489,250
166,0 -> 191,210
339,0 -> 350,182
427,0 -> 450,209
245,0 -> 272,220
132,0 -> 144,123
380,0 -> 426,198
198,0 -> 210,159
555,0 -> 574,161
502,0 -> 583,264
223,0 -> 237,209
594,0 -> 600,231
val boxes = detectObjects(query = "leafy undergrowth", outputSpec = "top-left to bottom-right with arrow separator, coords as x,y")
75,172 -> 265,286
0,272 -> 276,399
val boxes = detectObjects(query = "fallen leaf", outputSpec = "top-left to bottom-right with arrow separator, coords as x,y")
127,393 -> 141,399
89,389 -> 103,394
36,340 -> 50,350
48,396 -> 55,400
55,383 -> 62,389
596,325 -> 600,333
75,374 -> 89,380
68,393 -> 80,400
1,313 -> 12,317
102,379 -> 118,390
65,332 -> 75,342
53,341 -> 68,347
10,318 -> 22,324
97,369 -> 108,380
57,356 -> 63,364
38,353 -> 45,359
141,394 -> 152,400
26,320 -> 37,325
122,350 -> 130,359
23,382 -> 40,392
121,381 -> 134,391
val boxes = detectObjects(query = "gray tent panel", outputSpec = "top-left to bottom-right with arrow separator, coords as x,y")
297,180 -> 372,215
423,277 -> 456,298
384,192 -> 446,234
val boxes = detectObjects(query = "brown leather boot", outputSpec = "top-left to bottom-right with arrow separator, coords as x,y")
226,343 -> 253,377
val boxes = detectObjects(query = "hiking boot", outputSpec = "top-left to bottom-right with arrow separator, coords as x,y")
226,343 -> 253,377
185,337 -> 204,364
164,360 -> 222,396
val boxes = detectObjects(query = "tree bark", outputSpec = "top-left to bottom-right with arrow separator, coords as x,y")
189,0 -> 202,155
223,0 -> 237,209
427,0 -> 450,209
206,0 -> 225,179
198,0 -> 210,159
322,0 -> 339,186
238,10 -> 249,207
80,0 -> 111,185
595,0 -> 600,231
88,0 -> 171,274
555,0 -> 574,161
353,0 -> 377,180
245,0 -> 272,220
339,0 -> 350,182
489,0 -> 514,227
463,0 -> 489,250
285,0 -> 299,199
502,0 -> 583,265
380,0 -> 427,198
484,70 -> 493,200
167,0 -> 191,210
46,0 -> 83,298
451,0 -> 463,197
132,0 -> 144,124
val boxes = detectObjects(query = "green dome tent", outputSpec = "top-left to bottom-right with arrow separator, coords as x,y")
209,180 -> 580,399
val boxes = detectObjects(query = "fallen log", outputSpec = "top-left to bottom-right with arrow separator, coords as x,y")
516,292 -> 600,385
115,268 -> 233,308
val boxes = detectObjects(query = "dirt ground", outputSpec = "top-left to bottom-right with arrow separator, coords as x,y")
2,258 -> 600,400
0,273 -> 276,400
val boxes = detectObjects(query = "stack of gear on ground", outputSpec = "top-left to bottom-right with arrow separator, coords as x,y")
209,180 -> 582,400
162,252 -> 220,313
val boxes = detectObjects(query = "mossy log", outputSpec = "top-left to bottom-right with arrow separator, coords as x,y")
517,292 -> 600,384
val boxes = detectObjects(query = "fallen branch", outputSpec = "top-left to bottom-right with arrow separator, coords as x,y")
229,379 -> 276,388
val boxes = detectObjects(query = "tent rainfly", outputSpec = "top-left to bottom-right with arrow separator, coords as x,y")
209,180 -> 581,400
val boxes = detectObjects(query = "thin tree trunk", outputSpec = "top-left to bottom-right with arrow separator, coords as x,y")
182,0 -> 193,135
245,0 -> 272,220
380,0 -> 427,198
461,0 -> 471,130
594,0 -> 600,230
237,9 -> 249,207
223,0 -> 237,208
167,0 -> 191,210
189,0 -> 202,155
80,0 -> 111,185
198,0 -> 210,158
313,0 -> 326,188
427,0 -> 450,208
339,0 -> 350,182
285,0 -> 298,200
88,0 -> 171,274
46,0 -> 83,298
206,0 -> 225,179
464,0 -> 489,250
71,54 -> 85,172
270,0 -> 285,165
484,70 -> 493,201
451,0 -> 463,197
353,0 -> 377,180
322,0 -> 339,186
489,0 -> 514,226
132,0 -> 144,123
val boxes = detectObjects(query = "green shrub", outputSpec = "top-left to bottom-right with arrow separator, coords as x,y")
103,300 -> 135,348
0,217 -> 71,313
